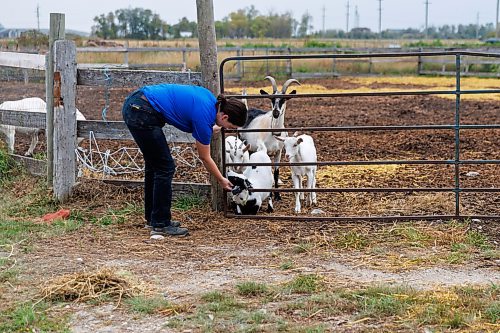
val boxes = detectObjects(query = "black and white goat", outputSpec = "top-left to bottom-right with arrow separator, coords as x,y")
240,76 -> 300,200
227,143 -> 274,215
275,132 -> 317,213
0,97 -> 86,156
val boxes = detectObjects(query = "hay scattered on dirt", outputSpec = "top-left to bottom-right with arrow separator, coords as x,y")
39,267 -> 151,305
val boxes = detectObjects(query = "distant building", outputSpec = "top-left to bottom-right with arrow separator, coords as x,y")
0,28 -> 29,38
179,31 -> 193,38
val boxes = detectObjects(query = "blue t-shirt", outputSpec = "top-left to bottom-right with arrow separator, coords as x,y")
141,84 -> 217,145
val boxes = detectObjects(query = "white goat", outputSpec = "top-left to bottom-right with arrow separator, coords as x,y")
225,135 -> 250,173
0,97 -> 85,156
275,132 -> 317,213
240,76 -> 300,200
227,143 -> 274,215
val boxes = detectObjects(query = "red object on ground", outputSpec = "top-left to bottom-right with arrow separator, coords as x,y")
42,209 -> 71,223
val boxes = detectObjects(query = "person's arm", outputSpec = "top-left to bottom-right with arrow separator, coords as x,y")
196,141 -> 233,191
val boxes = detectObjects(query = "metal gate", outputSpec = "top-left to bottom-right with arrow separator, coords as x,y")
219,51 -> 500,221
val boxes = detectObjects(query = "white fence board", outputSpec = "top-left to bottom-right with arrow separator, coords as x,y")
0,51 -> 45,70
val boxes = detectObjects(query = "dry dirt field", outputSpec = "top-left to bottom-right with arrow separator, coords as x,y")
0,76 -> 499,332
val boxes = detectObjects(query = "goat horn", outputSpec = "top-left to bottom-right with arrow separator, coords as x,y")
264,76 -> 278,94
281,79 -> 301,94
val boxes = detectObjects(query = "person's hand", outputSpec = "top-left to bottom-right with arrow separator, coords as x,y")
219,177 -> 233,191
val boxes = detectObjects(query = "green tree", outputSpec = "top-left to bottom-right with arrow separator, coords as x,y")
92,7 -> 169,40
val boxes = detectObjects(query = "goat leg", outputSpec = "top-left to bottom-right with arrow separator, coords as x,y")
273,167 -> 281,201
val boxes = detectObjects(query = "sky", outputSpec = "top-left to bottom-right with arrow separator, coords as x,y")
0,0 -> 498,34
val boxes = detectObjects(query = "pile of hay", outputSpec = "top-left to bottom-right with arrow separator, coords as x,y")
40,267 -> 150,304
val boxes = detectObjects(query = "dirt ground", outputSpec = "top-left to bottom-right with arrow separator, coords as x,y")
0,77 -> 499,332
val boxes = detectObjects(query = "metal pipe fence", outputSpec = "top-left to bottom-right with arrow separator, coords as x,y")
219,51 -> 500,221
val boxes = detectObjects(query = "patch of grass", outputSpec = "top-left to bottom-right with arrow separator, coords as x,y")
352,285 -> 418,318
465,230 -> 491,250
280,260 -> 294,270
172,194 -> 205,211
200,291 -> 244,313
0,146 -> 17,185
334,230 -> 368,249
0,301 -> 70,332
90,203 -> 141,226
485,301 -> 499,323
293,241 -> 314,254
285,274 -> 322,294
236,281 -> 268,297
125,295 -> 171,314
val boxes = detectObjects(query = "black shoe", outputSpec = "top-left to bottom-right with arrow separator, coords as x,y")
150,225 -> 189,237
145,221 -> 181,229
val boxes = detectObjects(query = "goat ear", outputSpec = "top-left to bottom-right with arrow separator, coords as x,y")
243,144 -> 251,152
259,89 -> 269,96
284,90 -> 297,100
297,137 -> 303,145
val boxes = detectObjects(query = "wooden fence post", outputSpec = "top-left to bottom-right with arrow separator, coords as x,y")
53,40 -> 77,202
196,0 -> 223,211
46,13 -> 65,187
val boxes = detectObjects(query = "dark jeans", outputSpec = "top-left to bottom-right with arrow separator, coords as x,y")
122,90 -> 176,228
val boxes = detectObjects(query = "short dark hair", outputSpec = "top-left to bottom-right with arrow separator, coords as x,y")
216,94 -> 248,127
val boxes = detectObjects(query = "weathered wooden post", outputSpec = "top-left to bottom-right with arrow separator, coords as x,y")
196,0 -> 223,210
52,40 -> 77,202
46,13 -> 65,187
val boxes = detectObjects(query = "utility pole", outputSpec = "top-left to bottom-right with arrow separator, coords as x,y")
322,5 -> 326,36
346,1 -> 350,34
476,12 -> 480,39
36,4 -> 41,31
378,0 -> 382,38
424,0 -> 430,38
355,5 -> 360,28
196,0 -> 223,211
496,0 -> 499,38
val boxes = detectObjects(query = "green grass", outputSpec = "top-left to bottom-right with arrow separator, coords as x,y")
334,230 -> 369,250
352,285 -> 418,319
0,301 -> 70,332
125,295 -> 172,314
0,146 -> 17,185
89,203 -> 141,226
285,274 -> 322,294
172,194 -> 205,211
236,281 -> 268,297
200,291 -> 244,313
280,260 -> 294,270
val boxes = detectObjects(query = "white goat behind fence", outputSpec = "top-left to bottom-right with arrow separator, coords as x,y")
225,135 -> 250,173
0,97 -> 86,156
275,132 -> 317,213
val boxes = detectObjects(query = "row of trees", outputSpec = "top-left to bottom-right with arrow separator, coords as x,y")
92,8 -> 196,39
91,7 -> 498,40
